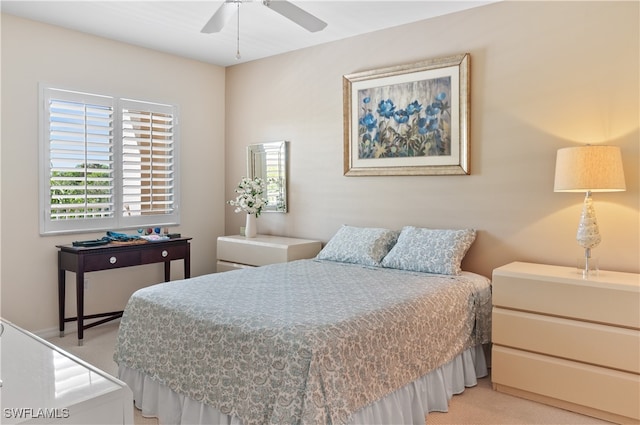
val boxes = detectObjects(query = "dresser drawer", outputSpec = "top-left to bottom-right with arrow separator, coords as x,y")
219,242 -> 284,265
493,308 -> 640,373
141,244 -> 187,263
216,260 -> 254,272
492,271 -> 640,329
492,346 -> 640,421
83,250 -> 141,271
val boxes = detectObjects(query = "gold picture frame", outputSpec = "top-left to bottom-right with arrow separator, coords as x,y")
343,53 -> 470,176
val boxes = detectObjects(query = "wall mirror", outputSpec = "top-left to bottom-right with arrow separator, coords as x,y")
247,141 -> 289,213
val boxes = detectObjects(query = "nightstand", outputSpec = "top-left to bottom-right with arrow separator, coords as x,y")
216,235 -> 322,272
491,261 -> 640,424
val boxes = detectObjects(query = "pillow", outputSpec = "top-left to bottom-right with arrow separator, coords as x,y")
316,225 -> 399,267
381,226 -> 476,275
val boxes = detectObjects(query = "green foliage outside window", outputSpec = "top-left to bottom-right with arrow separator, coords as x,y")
50,163 -> 113,219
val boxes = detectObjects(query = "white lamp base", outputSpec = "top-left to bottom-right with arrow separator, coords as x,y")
576,191 -> 601,278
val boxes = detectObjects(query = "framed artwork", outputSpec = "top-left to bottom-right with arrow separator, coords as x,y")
343,53 -> 470,176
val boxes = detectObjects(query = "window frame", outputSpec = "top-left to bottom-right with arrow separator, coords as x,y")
39,84 -> 180,235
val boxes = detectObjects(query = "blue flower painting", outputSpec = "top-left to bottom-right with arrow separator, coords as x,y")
357,76 -> 451,159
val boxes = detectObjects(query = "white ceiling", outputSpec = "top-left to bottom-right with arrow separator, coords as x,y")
1,1 -> 496,67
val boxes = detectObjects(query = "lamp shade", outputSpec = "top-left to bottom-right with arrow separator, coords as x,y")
554,145 -> 626,192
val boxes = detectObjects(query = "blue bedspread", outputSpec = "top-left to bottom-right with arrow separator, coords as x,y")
114,259 -> 491,425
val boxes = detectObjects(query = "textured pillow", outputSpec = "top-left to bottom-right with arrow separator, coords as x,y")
316,225 -> 399,267
381,226 -> 476,275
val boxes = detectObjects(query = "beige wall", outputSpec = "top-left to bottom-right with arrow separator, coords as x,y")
225,1 -> 639,278
1,14 -> 226,332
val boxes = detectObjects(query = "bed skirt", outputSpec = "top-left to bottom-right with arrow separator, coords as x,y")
118,345 -> 487,425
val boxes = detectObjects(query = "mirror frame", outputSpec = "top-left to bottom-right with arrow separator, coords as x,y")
247,141 -> 289,213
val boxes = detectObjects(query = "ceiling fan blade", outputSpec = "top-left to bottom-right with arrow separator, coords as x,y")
263,1 -> 327,32
201,1 -> 238,33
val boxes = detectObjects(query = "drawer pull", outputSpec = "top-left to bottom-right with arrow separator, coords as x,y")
162,250 -> 168,258
110,256 -> 117,264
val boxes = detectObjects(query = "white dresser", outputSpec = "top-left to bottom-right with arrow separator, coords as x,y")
216,234 -> 322,272
491,262 -> 640,424
0,319 -> 133,424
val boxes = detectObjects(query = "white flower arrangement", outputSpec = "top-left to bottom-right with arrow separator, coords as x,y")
228,177 -> 269,217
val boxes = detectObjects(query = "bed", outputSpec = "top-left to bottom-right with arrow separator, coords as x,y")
114,225 -> 492,425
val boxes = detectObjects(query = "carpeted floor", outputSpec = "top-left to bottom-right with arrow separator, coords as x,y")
48,322 -> 612,425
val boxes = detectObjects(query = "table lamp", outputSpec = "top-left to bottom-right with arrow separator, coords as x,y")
554,145 -> 626,277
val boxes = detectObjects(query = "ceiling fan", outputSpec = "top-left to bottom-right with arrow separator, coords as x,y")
201,0 -> 328,34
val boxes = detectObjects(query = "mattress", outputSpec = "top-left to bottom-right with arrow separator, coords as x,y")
114,259 -> 491,425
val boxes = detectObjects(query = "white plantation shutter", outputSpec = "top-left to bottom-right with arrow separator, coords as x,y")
40,86 -> 179,234
121,99 -> 178,227
41,88 -> 117,233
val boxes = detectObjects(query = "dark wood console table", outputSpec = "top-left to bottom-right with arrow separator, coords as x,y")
57,237 -> 191,345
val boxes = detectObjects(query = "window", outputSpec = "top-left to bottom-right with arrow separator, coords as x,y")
40,86 -> 179,235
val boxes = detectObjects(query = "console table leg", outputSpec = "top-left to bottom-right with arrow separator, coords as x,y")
76,271 -> 84,346
185,244 -> 191,278
58,253 -> 65,338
